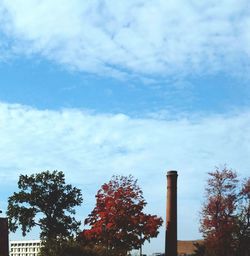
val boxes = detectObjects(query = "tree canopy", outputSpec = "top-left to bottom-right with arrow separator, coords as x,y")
82,175 -> 163,255
7,170 -> 83,241
199,167 -> 250,256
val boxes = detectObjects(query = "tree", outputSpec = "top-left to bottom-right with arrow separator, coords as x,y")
39,237 -> 106,256
192,242 -> 205,256
235,178 -> 250,256
200,167 -> 250,256
7,170 -> 83,243
82,175 -> 163,256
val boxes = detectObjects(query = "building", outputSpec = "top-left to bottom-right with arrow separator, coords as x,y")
0,217 -> 9,256
177,240 -> 203,256
9,240 -> 42,256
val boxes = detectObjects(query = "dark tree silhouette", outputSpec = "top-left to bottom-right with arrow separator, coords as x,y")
7,170 -> 83,242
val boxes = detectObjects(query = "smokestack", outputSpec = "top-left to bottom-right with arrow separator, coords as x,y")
0,217 -> 9,256
165,170 -> 178,256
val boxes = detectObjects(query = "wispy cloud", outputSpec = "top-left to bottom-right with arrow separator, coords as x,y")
0,0 -> 250,78
0,101 -> 250,252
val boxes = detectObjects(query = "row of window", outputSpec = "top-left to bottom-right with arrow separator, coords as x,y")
10,254 -> 37,256
11,248 -> 40,252
11,243 -> 41,247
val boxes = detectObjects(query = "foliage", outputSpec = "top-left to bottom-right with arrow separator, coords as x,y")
199,167 -> 250,256
192,242 -> 205,256
235,178 -> 250,256
7,170 -> 83,243
82,175 -> 163,256
39,238 -> 106,256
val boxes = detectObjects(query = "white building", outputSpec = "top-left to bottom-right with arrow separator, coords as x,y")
9,240 -> 42,256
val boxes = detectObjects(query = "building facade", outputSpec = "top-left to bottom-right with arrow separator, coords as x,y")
0,217 -> 9,256
9,240 -> 42,256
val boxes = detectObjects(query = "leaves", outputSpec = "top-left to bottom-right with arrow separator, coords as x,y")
200,167 -> 250,256
82,175 -> 162,255
7,170 -> 83,241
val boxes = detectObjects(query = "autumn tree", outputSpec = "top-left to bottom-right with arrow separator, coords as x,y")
199,167 -> 250,256
82,175 -> 163,256
7,170 -> 83,253
235,178 -> 250,256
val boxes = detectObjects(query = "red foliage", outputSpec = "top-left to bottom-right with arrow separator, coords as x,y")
82,175 -> 162,254
236,177 -> 250,256
200,167 -> 250,256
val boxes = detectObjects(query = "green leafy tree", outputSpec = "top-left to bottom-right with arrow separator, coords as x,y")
7,170 -> 83,243
39,238 -> 106,256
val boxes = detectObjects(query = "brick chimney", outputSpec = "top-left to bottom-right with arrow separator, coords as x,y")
165,170 -> 178,256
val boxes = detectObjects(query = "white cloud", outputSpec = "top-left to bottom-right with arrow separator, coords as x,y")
0,101 -> 250,253
0,0 -> 250,78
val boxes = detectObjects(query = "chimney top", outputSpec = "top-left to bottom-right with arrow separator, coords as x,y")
167,170 -> 178,176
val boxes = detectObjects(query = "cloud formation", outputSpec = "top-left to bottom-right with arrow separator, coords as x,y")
0,0 -> 250,78
0,101 -> 250,252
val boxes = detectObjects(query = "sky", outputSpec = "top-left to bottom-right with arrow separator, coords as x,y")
0,0 -> 250,254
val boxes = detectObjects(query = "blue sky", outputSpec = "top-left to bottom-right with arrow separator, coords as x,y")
1,58 -> 249,115
1,0 -> 250,254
